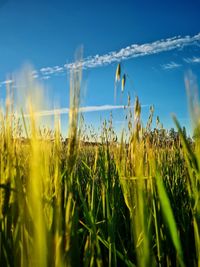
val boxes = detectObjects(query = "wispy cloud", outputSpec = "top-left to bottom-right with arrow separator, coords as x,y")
0,79 -> 13,86
1,32 -> 200,85
64,33 -> 200,70
40,66 -> 64,75
19,104 -> 149,118
41,75 -> 51,80
162,56 -> 200,70
31,70 -> 39,79
184,56 -> 200,64
161,61 -> 182,70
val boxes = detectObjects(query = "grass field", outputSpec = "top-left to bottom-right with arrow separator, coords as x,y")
0,67 -> 200,267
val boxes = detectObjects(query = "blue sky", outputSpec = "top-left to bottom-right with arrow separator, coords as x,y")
0,0 -> 200,136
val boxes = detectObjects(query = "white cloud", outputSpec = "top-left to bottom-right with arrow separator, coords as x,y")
41,75 -> 51,80
1,32 -> 200,85
20,104 -> 149,118
0,79 -> 13,85
184,56 -> 200,64
161,61 -> 182,70
63,32 -> 200,70
40,66 -> 64,76
31,70 -> 38,75
31,70 -> 39,79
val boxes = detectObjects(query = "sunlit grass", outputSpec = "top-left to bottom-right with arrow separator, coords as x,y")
0,66 -> 199,267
